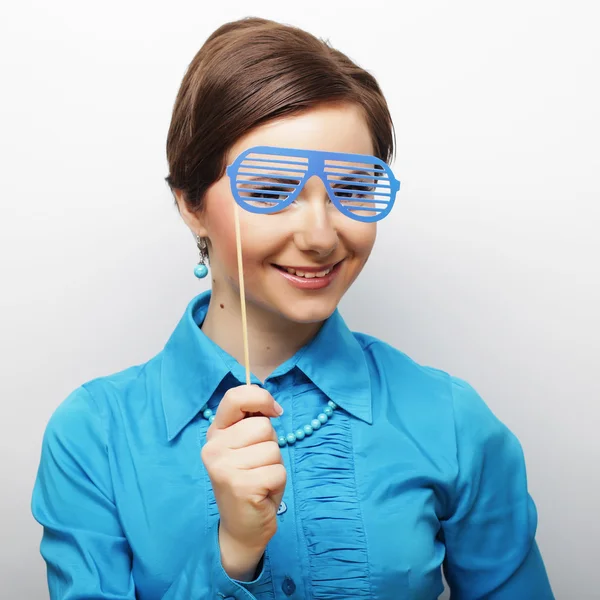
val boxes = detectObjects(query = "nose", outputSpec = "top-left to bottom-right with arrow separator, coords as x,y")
293,177 -> 339,258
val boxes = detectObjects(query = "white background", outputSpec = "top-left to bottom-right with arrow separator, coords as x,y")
1,1 -> 598,598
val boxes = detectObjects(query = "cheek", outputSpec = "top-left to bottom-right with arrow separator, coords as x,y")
346,223 -> 377,258
205,192 -> 283,272
237,216 -> 288,267
204,199 -> 238,268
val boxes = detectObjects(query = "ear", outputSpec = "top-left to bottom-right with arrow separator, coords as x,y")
174,189 -> 209,237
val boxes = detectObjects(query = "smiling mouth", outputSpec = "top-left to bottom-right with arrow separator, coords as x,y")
273,260 -> 343,279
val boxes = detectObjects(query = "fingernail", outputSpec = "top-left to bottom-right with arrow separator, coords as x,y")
274,401 -> 284,416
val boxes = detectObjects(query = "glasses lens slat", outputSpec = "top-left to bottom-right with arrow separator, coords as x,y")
237,181 -> 298,190
245,156 -> 308,167
239,166 -> 307,175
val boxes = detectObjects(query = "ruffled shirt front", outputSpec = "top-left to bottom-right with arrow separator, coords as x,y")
31,291 -> 554,599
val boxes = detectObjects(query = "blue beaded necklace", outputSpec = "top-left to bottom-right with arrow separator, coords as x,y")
200,400 -> 338,447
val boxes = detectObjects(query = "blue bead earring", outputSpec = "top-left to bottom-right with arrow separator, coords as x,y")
194,234 -> 209,279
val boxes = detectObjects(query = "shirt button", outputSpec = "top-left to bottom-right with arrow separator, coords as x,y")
277,500 -> 287,515
281,576 -> 296,596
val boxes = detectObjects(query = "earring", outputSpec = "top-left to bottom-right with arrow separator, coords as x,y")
194,234 -> 209,279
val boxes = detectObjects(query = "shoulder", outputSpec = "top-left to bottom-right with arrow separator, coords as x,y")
44,356 -> 159,445
352,334 -> 527,495
353,331 -> 453,395
83,361 -> 153,410
352,331 -> 509,438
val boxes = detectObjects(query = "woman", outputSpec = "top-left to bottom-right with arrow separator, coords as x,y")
32,17 -> 554,600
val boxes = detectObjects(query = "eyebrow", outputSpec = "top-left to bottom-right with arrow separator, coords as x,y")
236,176 -> 300,186
236,168 -> 386,188
328,171 -> 386,184
326,165 -> 385,175
333,170 -> 372,179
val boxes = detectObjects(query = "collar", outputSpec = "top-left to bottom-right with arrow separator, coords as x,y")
160,291 -> 372,441
293,309 -> 372,425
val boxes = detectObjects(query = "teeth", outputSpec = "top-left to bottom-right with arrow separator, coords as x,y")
284,267 -> 332,278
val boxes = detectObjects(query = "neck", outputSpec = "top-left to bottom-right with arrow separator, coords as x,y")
201,283 -> 323,382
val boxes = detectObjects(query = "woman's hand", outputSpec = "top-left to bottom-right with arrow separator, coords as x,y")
201,385 -> 286,581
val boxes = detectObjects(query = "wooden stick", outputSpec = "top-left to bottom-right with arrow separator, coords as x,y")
233,201 -> 251,385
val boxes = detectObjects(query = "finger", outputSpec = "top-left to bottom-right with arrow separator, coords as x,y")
219,416 -> 277,449
242,463 -> 287,500
233,441 -> 283,470
212,385 -> 283,431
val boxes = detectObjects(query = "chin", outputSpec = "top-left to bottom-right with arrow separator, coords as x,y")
275,296 -> 341,325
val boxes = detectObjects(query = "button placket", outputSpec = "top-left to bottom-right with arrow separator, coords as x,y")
262,374 -> 305,598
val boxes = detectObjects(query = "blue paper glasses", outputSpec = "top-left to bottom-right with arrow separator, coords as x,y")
226,146 -> 400,222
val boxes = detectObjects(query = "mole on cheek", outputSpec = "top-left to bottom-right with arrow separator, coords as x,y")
220,304 -> 224,309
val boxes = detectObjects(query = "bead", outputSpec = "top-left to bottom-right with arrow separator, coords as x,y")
194,264 -> 208,279
200,399 -> 334,445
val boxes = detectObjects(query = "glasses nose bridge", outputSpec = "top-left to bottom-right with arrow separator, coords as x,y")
299,174 -> 331,204
305,150 -> 325,179
299,153 -> 327,195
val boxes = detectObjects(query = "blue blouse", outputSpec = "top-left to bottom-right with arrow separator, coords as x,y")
32,291 -> 554,599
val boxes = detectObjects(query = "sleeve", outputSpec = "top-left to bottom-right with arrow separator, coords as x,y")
31,386 -> 272,600
440,377 -> 555,600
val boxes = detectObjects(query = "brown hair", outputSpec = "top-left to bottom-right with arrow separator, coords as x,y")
164,17 -> 395,212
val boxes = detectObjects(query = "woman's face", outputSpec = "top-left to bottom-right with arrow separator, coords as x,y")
182,102 -> 377,324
